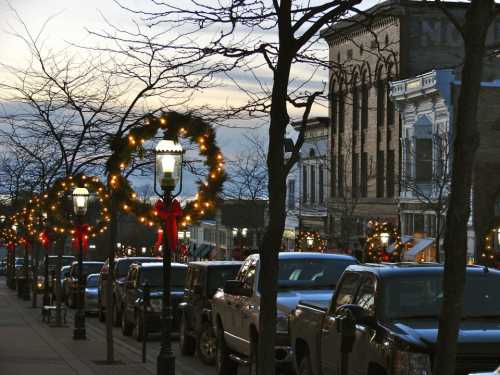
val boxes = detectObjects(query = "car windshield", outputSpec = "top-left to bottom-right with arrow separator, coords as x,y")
207,266 -> 241,297
49,257 -> 76,268
15,258 -> 25,266
277,258 -> 357,289
140,266 -> 186,288
116,258 -> 157,278
382,273 -> 500,319
83,263 -> 103,276
87,275 -> 99,287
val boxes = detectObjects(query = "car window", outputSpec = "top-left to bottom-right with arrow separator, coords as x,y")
354,276 -> 376,316
236,259 -> 252,282
332,273 -> 361,312
242,260 -> 257,290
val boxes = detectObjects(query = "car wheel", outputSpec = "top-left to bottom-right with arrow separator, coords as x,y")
179,315 -> 195,356
215,325 -> 237,375
197,322 -> 217,365
133,313 -> 144,342
121,310 -> 133,336
298,352 -> 313,375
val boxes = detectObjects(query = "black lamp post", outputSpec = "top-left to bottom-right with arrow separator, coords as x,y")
154,136 -> 183,375
10,223 -> 17,290
21,217 -> 30,301
41,212 -> 51,306
72,187 -> 89,340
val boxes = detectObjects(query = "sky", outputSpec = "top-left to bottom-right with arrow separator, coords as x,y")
0,0 -> 379,196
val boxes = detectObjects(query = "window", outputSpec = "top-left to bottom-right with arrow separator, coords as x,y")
302,166 -> 308,203
310,165 -> 316,203
376,151 -> 385,198
387,150 -> 395,197
338,95 -> 345,133
415,138 -> 433,182
404,138 -> 412,184
352,153 -> 359,198
219,231 -> 227,246
288,179 -> 296,210
361,80 -> 369,130
387,78 -> 395,127
353,85 -> 360,131
331,93 -> 337,134
332,273 -> 361,311
347,49 -> 353,59
355,277 -> 376,315
414,214 -> 425,233
338,155 -> 344,197
331,156 -> 337,198
361,153 -> 368,197
377,79 -> 385,128
319,165 -> 324,204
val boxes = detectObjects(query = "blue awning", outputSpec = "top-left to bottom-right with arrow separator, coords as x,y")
403,238 -> 434,260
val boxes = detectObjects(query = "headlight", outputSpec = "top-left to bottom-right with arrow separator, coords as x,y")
393,350 -> 431,375
149,299 -> 162,313
276,314 -> 289,334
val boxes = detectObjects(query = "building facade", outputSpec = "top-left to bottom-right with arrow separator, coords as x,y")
390,69 -> 500,264
321,0 -> 500,250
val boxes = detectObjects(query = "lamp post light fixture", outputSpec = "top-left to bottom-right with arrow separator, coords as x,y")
72,187 -> 89,340
116,242 -> 122,249
154,135 -> 183,375
141,246 -> 147,255
380,232 -> 390,246
41,212 -> 52,306
306,236 -> 314,248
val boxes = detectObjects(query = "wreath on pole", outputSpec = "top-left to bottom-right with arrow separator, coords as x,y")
364,220 -> 402,263
296,231 -> 326,252
105,111 -> 226,228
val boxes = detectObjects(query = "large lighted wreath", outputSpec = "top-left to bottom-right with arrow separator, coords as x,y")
41,173 -> 111,239
106,111 -> 226,228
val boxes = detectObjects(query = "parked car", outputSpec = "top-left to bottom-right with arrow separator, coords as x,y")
14,257 -> 30,290
98,256 -> 159,324
53,265 -> 72,300
0,258 -> 7,276
121,262 -> 187,341
65,261 -> 104,308
85,273 -> 100,314
289,263 -> 500,375
179,261 -> 242,365
38,255 -> 76,292
212,252 -> 358,375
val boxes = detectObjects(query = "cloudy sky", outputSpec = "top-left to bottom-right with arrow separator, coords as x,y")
0,0 -> 378,195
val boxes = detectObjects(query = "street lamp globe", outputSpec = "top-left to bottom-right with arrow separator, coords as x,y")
11,224 -> 17,233
232,228 -> 238,237
72,187 -> 89,216
186,231 -> 191,239
141,246 -> 147,254
0,215 -> 5,223
241,228 -> 248,238
380,232 -> 390,246
155,139 -> 183,192
306,236 -> 314,247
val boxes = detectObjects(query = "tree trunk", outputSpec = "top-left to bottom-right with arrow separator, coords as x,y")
435,213 -> 441,263
257,38 -> 293,375
106,195 -> 117,363
434,1 -> 494,373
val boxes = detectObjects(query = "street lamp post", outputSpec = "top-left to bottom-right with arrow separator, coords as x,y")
41,213 -> 51,306
154,137 -> 183,375
72,187 -> 90,340
10,223 -> 17,290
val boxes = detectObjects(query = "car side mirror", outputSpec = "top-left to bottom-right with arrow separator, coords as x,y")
224,280 -> 252,297
335,304 -> 375,327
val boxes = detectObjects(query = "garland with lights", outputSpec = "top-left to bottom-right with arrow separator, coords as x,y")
364,220 -> 402,263
296,231 -> 326,252
106,111 -> 226,229
41,173 -> 111,239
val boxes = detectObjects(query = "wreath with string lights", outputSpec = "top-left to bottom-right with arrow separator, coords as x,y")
41,173 -> 111,239
296,231 -> 326,252
105,111 -> 226,229
364,220 -> 402,263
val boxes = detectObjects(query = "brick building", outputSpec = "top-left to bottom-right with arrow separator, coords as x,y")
321,0 -> 500,249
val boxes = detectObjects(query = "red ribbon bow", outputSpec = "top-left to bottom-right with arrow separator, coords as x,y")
154,199 -> 183,254
39,230 -> 52,250
72,224 -> 90,252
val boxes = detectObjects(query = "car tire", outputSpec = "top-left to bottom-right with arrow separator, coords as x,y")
121,310 -> 133,336
179,315 -> 195,356
215,326 -> 237,375
133,313 -> 144,342
298,352 -> 313,375
197,321 -> 217,365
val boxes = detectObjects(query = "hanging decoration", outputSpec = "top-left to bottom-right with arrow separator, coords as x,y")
105,111 -> 226,229
71,224 -> 90,252
38,230 -> 52,249
42,173 -> 110,238
296,231 -> 326,252
364,220 -> 402,263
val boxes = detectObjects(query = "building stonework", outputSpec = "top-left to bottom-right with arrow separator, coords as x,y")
321,0 -> 500,249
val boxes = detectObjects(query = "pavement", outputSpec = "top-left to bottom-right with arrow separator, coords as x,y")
0,278 -> 217,375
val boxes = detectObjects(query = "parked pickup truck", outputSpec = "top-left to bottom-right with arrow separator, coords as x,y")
290,263 -> 500,375
212,252 -> 358,375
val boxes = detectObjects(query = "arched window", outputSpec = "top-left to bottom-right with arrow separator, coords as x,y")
309,148 -> 315,158
361,72 -> 369,130
387,67 -> 395,127
376,66 -> 385,128
352,74 -> 360,131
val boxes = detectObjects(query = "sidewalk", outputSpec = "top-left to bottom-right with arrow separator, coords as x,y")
0,280 -> 171,375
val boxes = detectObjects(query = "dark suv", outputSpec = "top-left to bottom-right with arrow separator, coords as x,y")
179,261 -> 242,365
290,263 -> 500,375
121,262 -> 187,341
98,256 -> 158,324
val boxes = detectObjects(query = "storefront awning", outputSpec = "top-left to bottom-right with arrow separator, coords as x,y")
403,238 -> 434,260
196,244 -> 214,258
386,235 -> 413,254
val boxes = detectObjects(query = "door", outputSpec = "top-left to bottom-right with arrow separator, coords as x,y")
349,275 -> 377,375
320,272 -> 361,375
234,258 -> 257,356
123,268 -> 137,323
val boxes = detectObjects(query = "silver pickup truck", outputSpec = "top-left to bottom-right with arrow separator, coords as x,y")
211,252 -> 358,375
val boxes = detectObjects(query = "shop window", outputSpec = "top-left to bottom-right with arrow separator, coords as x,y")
415,138 -> 433,183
